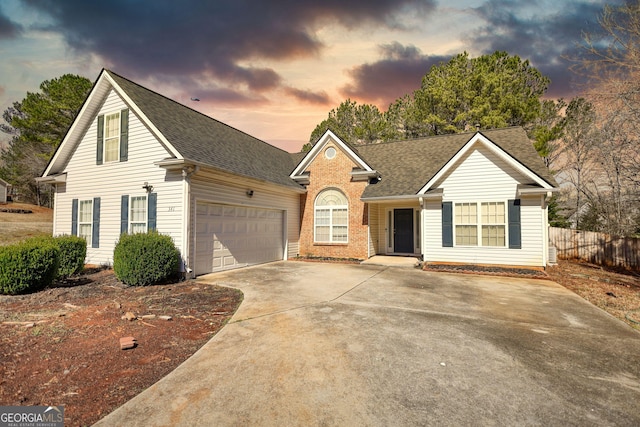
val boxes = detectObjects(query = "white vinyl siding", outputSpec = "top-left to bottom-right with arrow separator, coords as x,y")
423,144 -> 548,267
53,89 -> 183,266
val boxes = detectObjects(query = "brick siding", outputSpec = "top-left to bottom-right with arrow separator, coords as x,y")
299,141 -> 369,260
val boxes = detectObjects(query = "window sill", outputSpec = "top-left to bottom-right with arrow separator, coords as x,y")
313,242 -> 349,246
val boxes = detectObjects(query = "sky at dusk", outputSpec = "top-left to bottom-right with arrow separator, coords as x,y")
0,0 -> 617,152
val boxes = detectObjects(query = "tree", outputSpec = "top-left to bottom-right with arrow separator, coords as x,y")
531,99 -> 566,168
558,97 -> 599,230
414,51 -> 550,135
0,74 -> 92,205
308,51 -> 552,146
569,2 -> 640,236
308,99 -> 392,149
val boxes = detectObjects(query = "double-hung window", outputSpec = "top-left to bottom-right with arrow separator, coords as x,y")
104,112 -> 120,162
129,195 -> 147,233
455,202 -> 477,246
78,200 -> 93,243
481,202 -> 506,246
314,189 -> 348,243
454,201 -> 506,247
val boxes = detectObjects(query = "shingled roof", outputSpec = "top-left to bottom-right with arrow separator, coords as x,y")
106,70 -> 303,191
356,127 -> 557,199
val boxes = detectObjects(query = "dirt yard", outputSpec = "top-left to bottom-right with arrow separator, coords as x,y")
0,268 -> 243,426
547,260 -> 640,329
0,202 -> 53,245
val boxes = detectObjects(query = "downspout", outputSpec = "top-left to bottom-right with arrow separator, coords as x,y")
181,165 -> 199,278
52,184 -> 58,236
419,197 -> 425,262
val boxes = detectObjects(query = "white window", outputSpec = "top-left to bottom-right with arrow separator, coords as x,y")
130,195 -> 147,233
482,202 -> 506,246
455,202 -> 477,246
454,201 -> 506,247
78,200 -> 93,243
104,111 -> 120,162
314,189 -> 348,243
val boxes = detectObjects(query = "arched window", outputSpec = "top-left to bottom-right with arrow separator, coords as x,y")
314,189 -> 348,243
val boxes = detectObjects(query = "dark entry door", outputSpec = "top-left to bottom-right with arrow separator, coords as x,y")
393,209 -> 414,253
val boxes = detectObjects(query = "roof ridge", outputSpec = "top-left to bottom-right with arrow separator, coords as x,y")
348,126 -> 528,150
104,69 -> 290,155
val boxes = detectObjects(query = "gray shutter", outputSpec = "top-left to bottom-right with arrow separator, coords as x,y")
92,197 -> 100,248
121,195 -> 129,234
119,108 -> 129,162
71,199 -> 78,236
508,199 -> 521,249
96,115 -> 104,165
148,193 -> 157,231
442,202 -> 453,247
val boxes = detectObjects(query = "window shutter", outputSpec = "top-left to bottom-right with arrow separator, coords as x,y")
442,202 -> 453,247
121,195 -> 129,234
92,197 -> 100,248
148,193 -> 157,231
71,199 -> 78,236
96,115 -> 104,165
119,108 -> 129,162
508,199 -> 521,249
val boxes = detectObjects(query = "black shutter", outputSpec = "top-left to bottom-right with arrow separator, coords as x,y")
508,199 -> 521,249
71,199 -> 78,236
148,193 -> 157,231
96,115 -> 104,165
442,202 -> 453,247
119,108 -> 129,162
121,195 -> 129,234
92,197 -> 100,248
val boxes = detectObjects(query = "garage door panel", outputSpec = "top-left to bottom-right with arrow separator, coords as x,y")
195,202 -> 284,275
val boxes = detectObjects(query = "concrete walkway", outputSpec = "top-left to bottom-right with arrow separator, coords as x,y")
96,261 -> 640,426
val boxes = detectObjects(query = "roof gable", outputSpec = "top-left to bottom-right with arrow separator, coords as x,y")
359,127 -> 557,200
290,130 -> 374,177
44,70 -> 303,191
418,130 -> 555,194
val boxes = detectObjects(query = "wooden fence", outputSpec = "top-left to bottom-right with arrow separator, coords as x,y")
549,227 -> 640,270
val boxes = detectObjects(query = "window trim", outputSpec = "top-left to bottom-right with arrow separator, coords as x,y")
453,201 -> 507,248
103,110 -> 121,163
314,188 -> 348,243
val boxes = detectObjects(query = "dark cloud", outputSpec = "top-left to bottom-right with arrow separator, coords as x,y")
341,42 -> 448,107
284,87 -> 331,105
468,0 -> 615,98
22,0 -> 435,103
0,11 -> 21,39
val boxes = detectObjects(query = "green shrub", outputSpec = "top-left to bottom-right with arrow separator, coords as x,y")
113,231 -> 181,286
54,235 -> 87,278
0,237 -> 60,294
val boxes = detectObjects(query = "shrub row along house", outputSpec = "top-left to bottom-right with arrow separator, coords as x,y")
38,70 -> 558,276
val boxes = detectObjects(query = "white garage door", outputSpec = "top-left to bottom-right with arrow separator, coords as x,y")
195,203 -> 284,275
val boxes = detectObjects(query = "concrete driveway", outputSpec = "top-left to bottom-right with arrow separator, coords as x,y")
96,261 -> 640,426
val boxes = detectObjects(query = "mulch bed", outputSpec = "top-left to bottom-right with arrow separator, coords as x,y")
422,263 -> 549,279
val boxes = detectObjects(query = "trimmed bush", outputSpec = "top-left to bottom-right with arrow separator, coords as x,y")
54,235 -> 87,278
113,231 -> 181,286
0,237 -> 60,294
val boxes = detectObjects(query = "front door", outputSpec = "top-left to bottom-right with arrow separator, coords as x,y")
393,209 -> 414,253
